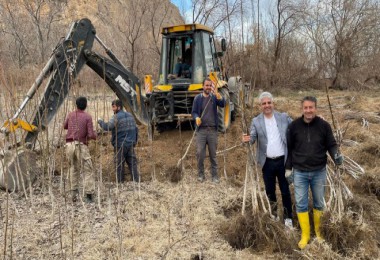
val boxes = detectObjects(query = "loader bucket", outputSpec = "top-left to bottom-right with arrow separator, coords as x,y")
0,148 -> 39,192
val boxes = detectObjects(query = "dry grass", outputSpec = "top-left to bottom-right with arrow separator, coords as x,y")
321,208 -> 379,258
0,174 -> 259,259
354,173 -> 380,200
1,86 -> 380,259
220,211 -> 298,254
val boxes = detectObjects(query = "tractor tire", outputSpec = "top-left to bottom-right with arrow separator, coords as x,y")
217,88 -> 231,133
227,76 -> 243,118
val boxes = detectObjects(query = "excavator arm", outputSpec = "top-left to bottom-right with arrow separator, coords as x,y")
84,48 -> 150,126
2,18 -> 150,147
24,18 -> 96,145
0,18 -> 152,191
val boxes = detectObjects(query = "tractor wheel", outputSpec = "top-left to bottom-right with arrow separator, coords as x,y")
217,88 -> 231,133
227,76 -> 243,119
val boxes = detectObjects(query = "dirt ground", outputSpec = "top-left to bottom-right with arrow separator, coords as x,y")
0,89 -> 379,259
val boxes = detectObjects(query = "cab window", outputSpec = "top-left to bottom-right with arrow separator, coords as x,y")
203,32 -> 214,75
167,36 -> 193,79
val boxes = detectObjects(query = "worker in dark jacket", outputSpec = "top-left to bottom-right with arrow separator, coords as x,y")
192,77 -> 225,183
98,99 -> 139,183
286,96 -> 343,249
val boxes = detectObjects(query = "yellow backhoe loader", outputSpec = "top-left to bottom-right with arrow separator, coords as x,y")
0,18 -> 248,191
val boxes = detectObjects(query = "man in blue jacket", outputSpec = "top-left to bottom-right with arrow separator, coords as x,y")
98,99 -> 139,183
192,77 -> 225,183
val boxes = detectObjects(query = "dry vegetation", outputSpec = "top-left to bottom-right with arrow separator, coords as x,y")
0,88 -> 379,259
1,0 -> 380,259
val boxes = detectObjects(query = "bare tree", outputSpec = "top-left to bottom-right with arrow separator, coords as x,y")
269,0 -> 302,87
96,0 -> 184,78
0,0 -> 65,66
300,0 -> 380,89
95,0 -> 150,74
330,0 -> 379,88
191,0 -> 242,30
0,0 -> 31,68
118,0 -> 149,74
149,0 -> 172,56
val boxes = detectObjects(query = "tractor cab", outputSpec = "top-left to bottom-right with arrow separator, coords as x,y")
149,23 -> 228,131
157,24 -> 224,90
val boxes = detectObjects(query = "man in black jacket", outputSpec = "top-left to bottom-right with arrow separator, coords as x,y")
286,96 -> 343,249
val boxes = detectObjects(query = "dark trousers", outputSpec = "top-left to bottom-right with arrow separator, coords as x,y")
115,145 -> 139,182
262,157 -> 293,219
196,128 -> 218,178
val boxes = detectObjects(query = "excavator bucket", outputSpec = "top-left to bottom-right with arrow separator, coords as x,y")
1,120 -> 39,192
2,118 -> 37,133
0,148 -> 40,192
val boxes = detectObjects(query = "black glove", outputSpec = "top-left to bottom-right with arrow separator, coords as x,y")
334,153 -> 344,166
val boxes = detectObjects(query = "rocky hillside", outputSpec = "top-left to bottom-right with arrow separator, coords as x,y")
0,0 -> 184,79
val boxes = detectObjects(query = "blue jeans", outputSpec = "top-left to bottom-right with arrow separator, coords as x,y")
294,167 -> 326,213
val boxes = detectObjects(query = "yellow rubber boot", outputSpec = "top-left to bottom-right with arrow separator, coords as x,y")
297,212 -> 310,249
313,209 -> 324,242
